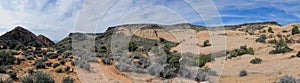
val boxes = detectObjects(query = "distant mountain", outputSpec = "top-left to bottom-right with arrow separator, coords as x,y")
0,26 -> 45,48
37,35 -> 55,46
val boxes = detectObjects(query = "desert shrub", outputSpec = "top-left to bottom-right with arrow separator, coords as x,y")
45,62 -> 52,67
52,63 -> 60,68
268,39 -> 277,44
159,65 -> 177,79
195,54 -> 213,67
26,55 -> 34,60
28,69 -> 34,75
202,40 -> 211,47
46,52 -> 58,59
62,76 -> 74,83
268,27 -> 274,33
0,67 -> 6,73
250,57 -> 262,64
54,66 -> 64,73
71,61 -> 75,66
79,61 -> 90,71
168,54 -> 181,70
279,75 -> 297,83
292,26 -> 300,35
102,57 -> 111,65
297,51 -> 300,58
256,34 -> 267,43
128,41 -> 138,52
0,79 -> 12,83
239,70 -> 247,77
60,60 -> 65,65
0,51 -> 16,66
20,75 -> 34,83
64,66 -> 71,72
194,71 -> 208,82
34,72 -> 55,83
9,72 -> 17,79
229,46 -> 254,58
270,38 -> 293,54
34,59 -> 46,68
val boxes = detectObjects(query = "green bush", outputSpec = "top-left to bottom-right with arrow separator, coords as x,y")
34,59 -> 46,68
195,54 -> 213,67
62,76 -> 74,83
60,60 -> 65,65
268,27 -> 274,33
202,40 -> 211,47
239,70 -> 247,77
270,38 -> 293,54
250,57 -> 262,64
229,46 -> 255,58
128,41 -> 138,52
292,26 -> 300,35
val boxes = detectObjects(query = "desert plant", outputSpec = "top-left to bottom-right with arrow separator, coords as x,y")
0,51 -> 16,66
54,66 -> 64,73
202,40 -> 211,47
250,57 -> 262,64
196,54 -> 213,67
279,74 -> 297,83
20,75 -> 34,83
270,38 -> 293,54
45,62 -> 52,67
102,57 -> 111,65
52,63 -> 60,68
28,69 -> 34,75
268,27 -> 274,33
195,71 -> 208,82
256,34 -> 267,43
297,51 -> 300,58
159,65 -> 177,79
128,41 -> 138,52
64,66 -> 71,72
71,61 -> 75,66
0,67 -> 6,73
292,26 -> 300,35
34,72 -> 55,83
34,59 -> 46,68
62,76 -> 74,83
9,72 -> 17,79
60,60 -> 65,65
239,70 -> 247,77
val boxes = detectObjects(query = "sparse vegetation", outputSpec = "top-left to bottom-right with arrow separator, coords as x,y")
62,76 -> 74,83
54,66 -> 64,73
9,72 -> 17,79
239,70 -> 247,77
297,51 -> 300,58
270,38 -> 293,54
34,72 -> 55,83
195,71 -> 208,82
128,41 -> 138,52
279,74 -> 297,83
228,45 -> 254,58
202,40 -> 211,47
0,51 -> 16,66
250,57 -> 262,64
292,26 -> 300,35
268,27 -> 274,33
256,34 -> 267,43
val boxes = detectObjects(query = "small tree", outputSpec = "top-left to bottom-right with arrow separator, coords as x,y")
292,26 -> 300,35
128,41 -> 137,52
202,40 -> 211,47
268,27 -> 274,33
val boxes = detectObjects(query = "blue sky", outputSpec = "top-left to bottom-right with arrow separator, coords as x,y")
0,0 -> 299,41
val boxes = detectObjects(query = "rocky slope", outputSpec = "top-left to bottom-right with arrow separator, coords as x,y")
0,26 -> 45,47
37,35 -> 55,46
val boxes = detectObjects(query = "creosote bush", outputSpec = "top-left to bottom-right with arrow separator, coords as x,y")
54,66 -> 64,73
34,72 -> 55,83
250,57 -> 263,64
202,40 -> 211,47
292,26 -> 300,35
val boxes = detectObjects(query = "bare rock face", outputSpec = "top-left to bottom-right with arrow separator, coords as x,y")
37,35 -> 55,46
0,26 -> 45,47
